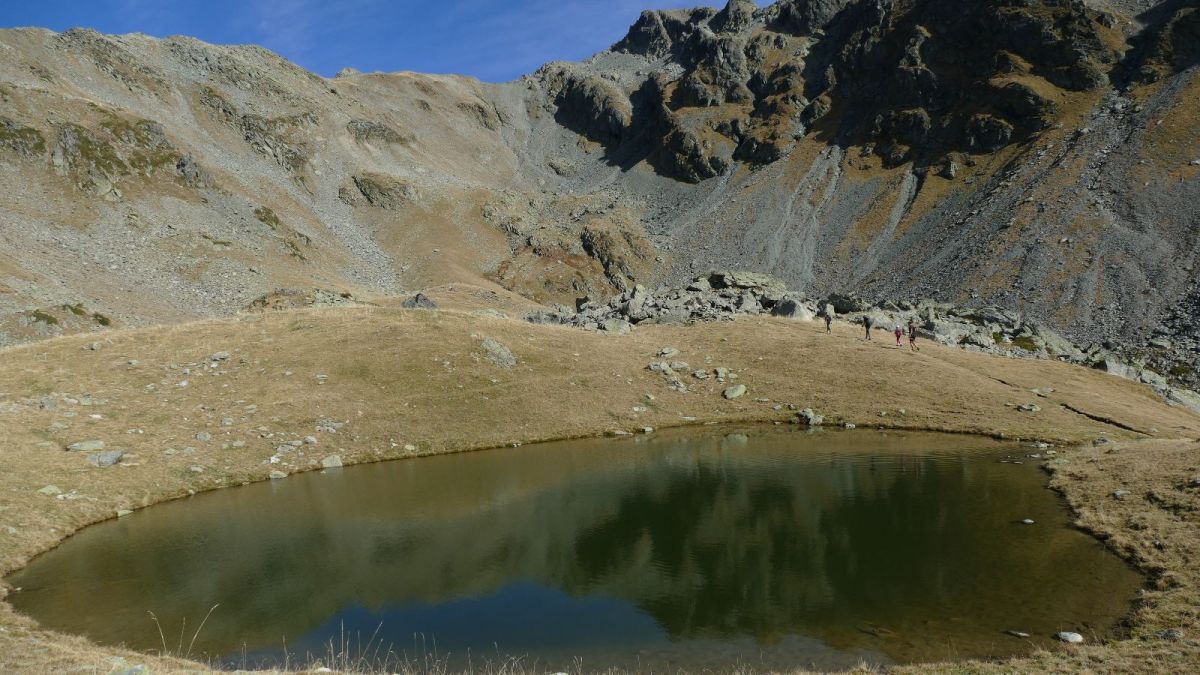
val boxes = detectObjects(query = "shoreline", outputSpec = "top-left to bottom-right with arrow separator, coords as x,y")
1,306 -> 1197,673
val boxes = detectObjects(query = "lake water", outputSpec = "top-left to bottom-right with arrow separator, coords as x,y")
7,428 -> 1141,671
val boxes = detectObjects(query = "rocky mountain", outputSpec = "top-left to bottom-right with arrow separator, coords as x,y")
0,0 -> 1196,380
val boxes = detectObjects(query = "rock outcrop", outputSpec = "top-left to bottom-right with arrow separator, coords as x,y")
551,0 -> 1122,179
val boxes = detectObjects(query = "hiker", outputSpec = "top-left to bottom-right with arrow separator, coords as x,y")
894,324 -> 903,347
908,319 -> 920,352
824,312 -> 833,332
863,315 -> 873,340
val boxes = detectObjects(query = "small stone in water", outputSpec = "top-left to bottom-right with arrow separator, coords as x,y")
1021,519 -> 1036,525
1056,631 -> 1084,644
1006,630 -> 1031,638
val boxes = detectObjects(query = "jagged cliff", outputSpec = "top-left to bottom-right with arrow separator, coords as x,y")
0,1 -> 1196,378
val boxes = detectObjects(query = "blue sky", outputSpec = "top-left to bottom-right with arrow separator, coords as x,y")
0,1 -> 770,82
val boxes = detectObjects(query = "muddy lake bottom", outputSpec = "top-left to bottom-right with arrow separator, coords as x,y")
7,428 -> 1141,672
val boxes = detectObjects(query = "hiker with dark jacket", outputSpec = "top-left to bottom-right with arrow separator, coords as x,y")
863,315 -> 873,340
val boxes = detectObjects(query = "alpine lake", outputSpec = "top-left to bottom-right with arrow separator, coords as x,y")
7,428 -> 1141,672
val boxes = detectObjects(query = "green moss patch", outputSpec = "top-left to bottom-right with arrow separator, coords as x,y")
0,118 -> 47,157
30,310 -> 59,326
254,206 -> 282,231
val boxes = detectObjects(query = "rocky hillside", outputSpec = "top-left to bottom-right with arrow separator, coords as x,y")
0,1 -> 1196,377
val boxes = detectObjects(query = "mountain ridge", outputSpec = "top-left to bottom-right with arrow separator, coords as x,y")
0,0 -> 1196,382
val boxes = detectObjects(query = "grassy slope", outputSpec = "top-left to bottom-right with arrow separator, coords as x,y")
0,293 -> 1197,673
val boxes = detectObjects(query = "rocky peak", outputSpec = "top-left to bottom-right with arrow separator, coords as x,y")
713,0 -> 761,33
612,7 -> 718,58
766,0 -> 858,34
557,0 -> 1125,181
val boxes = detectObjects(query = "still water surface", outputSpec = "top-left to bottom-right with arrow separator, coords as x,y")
8,429 -> 1141,671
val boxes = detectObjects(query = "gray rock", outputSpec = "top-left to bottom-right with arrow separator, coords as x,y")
524,310 -> 565,325
269,470 -> 288,480
210,351 -> 230,362
600,318 -> 631,335
1113,490 -> 1131,500
1017,404 -> 1041,413
1166,388 -> 1200,415
1005,630 -> 1031,638
321,454 -> 343,468
87,450 -> 125,467
66,440 -> 105,452
1097,356 -> 1140,380
36,485 -> 62,496
195,431 -> 212,442
402,292 -> 438,310
1156,628 -> 1184,641
723,384 -> 747,400
771,297 -> 814,320
1139,369 -> 1168,388
1055,631 -> 1084,644
797,408 -> 824,426
1021,518 -> 1036,525
825,293 -> 869,314
481,337 -> 517,368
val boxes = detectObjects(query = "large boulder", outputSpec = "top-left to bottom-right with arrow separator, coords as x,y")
481,337 -> 517,369
771,297 -> 814,320
826,293 -> 869,314
1097,356 -> 1140,380
402,293 -> 438,310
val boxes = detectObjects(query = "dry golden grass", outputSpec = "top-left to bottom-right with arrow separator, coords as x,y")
0,293 -> 1198,673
